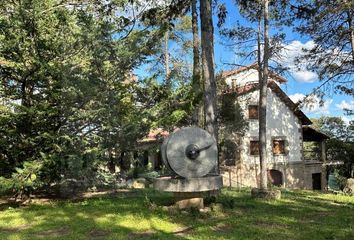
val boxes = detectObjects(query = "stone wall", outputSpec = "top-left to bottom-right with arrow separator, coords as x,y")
221,161 -> 325,190
303,163 -> 326,190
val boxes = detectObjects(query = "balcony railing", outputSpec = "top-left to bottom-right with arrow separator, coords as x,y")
303,150 -> 323,163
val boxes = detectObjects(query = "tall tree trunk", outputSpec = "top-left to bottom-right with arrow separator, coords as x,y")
21,80 -> 27,107
259,0 -> 269,190
257,18 -> 263,86
347,11 -> 354,64
164,30 -> 170,82
200,0 -> 217,142
192,0 -> 203,127
192,0 -> 200,82
107,149 -> 115,173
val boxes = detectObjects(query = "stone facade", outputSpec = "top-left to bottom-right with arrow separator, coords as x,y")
221,161 -> 325,190
221,65 -> 327,190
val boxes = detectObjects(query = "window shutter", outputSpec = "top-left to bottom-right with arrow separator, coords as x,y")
250,141 -> 259,155
248,105 -> 259,119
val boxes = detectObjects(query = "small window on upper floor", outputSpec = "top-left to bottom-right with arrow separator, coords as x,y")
272,139 -> 287,155
248,105 -> 259,120
250,140 -> 259,156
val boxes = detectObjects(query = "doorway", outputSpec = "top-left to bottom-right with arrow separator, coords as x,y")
268,169 -> 283,187
312,173 -> 322,190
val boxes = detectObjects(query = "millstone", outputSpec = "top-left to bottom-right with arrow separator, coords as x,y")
161,135 -> 173,172
164,127 -> 217,178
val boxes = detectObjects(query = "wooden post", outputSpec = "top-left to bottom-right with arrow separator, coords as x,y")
320,140 -> 327,191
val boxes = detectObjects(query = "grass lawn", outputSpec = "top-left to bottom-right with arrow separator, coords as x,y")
0,188 -> 353,240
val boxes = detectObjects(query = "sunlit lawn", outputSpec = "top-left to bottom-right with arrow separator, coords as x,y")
0,188 -> 353,240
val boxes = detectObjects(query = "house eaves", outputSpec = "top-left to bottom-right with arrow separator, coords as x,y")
302,126 -> 330,141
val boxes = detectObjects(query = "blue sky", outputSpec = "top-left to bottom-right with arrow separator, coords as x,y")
212,0 -> 354,123
135,0 -> 353,124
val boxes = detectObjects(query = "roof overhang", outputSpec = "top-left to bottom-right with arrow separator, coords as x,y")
302,126 -> 330,141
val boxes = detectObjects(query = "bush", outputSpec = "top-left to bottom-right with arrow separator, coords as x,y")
92,168 -> 127,189
334,171 -> 347,190
0,177 -> 13,195
0,160 -> 43,199
343,178 -> 354,195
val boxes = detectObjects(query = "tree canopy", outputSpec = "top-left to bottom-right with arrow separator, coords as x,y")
312,117 -> 354,179
0,0 -> 164,188
293,0 -> 354,91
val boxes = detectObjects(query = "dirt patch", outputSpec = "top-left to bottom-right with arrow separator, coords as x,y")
251,188 -> 281,200
128,230 -> 156,239
0,189 -> 139,208
34,227 -> 69,238
89,229 -> 111,239
0,224 -> 31,233
173,226 -> 194,236
26,198 -> 53,205
0,202 -> 23,211
81,189 -> 132,198
210,223 -> 233,233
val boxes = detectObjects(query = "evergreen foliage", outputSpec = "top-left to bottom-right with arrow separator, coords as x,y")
0,0 -> 164,194
312,117 -> 354,179
294,0 -> 354,87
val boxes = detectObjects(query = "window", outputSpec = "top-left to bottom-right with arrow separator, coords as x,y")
248,105 -> 259,120
250,140 -> 259,155
272,139 -> 286,155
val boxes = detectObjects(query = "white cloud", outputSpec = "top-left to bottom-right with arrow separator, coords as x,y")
335,100 -> 354,111
342,116 -> 353,125
277,40 -> 318,83
289,93 -> 332,114
289,93 -> 305,104
291,71 -> 318,83
305,98 -> 332,114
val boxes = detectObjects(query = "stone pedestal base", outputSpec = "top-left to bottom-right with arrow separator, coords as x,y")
173,192 -> 204,209
153,175 -> 223,209
251,188 -> 281,200
153,175 -> 223,192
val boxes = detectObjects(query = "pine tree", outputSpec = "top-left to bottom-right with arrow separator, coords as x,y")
259,0 -> 270,190
0,0 -> 163,184
200,0 -> 217,141
294,1 -> 354,88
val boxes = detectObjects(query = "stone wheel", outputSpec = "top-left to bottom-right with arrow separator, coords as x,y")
161,134 -> 173,172
164,127 -> 217,178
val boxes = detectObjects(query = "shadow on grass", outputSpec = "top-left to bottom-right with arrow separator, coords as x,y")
0,188 -> 353,240
0,190 -> 188,240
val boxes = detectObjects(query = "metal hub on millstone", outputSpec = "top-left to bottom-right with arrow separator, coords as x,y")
163,127 -> 217,178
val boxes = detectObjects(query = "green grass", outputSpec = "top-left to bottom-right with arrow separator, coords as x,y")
0,188 -> 353,240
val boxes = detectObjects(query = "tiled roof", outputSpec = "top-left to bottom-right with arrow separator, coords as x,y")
221,64 -> 287,84
222,82 -> 258,95
139,128 -> 169,143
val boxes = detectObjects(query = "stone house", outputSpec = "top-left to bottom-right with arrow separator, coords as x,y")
220,64 -> 330,190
